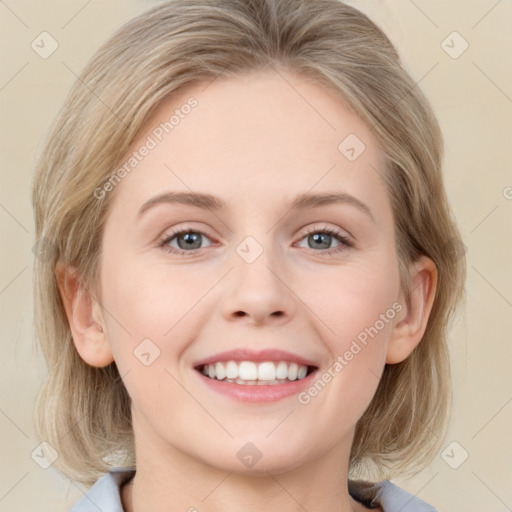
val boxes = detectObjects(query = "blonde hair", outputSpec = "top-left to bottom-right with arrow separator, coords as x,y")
32,0 -> 466,486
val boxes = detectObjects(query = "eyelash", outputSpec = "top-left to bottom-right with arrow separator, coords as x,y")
158,225 -> 354,257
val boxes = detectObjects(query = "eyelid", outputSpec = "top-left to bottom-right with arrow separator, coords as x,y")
300,223 -> 352,241
159,221 -> 354,258
159,223 -> 218,249
296,224 -> 354,254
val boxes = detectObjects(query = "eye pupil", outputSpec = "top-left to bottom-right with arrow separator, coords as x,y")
310,233 -> 331,249
178,232 -> 202,250
165,228 -> 347,256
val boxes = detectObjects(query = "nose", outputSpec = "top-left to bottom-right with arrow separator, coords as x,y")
221,249 -> 296,326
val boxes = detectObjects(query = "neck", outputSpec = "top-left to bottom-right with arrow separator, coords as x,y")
122,474 -> 362,512
120,407 -> 369,512
121,443 -> 364,512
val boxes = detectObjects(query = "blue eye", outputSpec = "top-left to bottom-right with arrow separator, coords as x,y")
160,228 -> 214,255
159,225 -> 353,257
296,226 -> 353,255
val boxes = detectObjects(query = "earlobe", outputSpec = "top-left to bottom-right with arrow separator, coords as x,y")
55,262 -> 114,367
386,255 -> 438,364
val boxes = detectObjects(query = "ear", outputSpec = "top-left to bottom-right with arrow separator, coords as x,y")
386,255 -> 438,364
55,262 -> 114,367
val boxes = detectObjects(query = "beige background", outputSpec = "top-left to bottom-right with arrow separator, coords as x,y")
1,0 -> 511,510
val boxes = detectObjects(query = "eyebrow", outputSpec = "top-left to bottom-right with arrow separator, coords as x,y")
137,191 -> 375,223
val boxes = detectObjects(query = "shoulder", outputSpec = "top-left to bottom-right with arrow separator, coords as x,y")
70,469 -> 437,512
69,467 -> 135,512
349,479 -> 438,512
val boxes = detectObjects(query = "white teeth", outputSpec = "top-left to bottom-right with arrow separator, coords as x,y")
297,365 -> 308,379
199,360 -> 312,384
288,363 -> 298,380
225,360 -> 239,379
238,361 -> 258,380
275,361 -> 288,379
215,362 -> 226,380
257,362 -> 276,380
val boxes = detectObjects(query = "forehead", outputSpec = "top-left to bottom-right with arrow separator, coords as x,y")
109,68 -> 389,219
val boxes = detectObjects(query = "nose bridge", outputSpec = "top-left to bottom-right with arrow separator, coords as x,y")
221,230 -> 296,324
237,236 -> 280,289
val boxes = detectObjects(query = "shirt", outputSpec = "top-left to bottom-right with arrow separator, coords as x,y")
69,467 -> 438,512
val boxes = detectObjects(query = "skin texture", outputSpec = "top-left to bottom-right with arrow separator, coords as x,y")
56,67 -> 437,512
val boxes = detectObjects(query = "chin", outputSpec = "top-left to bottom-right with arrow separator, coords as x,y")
196,438 -> 312,476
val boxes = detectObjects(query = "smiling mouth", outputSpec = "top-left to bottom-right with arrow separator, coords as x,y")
195,360 -> 317,385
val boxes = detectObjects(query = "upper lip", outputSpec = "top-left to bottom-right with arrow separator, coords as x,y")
193,348 -> 319,368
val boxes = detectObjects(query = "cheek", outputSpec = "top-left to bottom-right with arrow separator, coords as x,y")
314,256 -> 400,336
102,251 -> 201,333
311,257 -> 400,389
98,253 -> 189,376
98,255 -> 197,414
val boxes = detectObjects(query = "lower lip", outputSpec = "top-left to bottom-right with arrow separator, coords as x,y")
194,368 -> 318,403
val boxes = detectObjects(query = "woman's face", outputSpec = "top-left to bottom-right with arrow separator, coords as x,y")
96,69 -> 403,474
